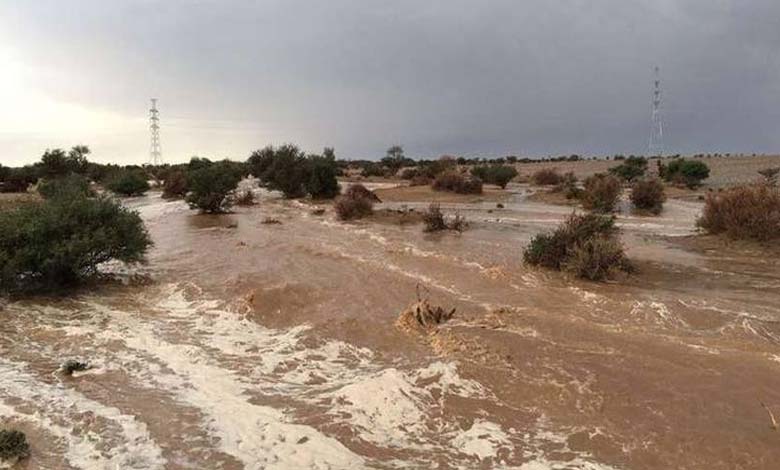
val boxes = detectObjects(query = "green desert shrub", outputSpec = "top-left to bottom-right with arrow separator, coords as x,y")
660,159 -> 710,188
106,171 -> 150,197
186,161 -> 242,213
305,155 -> 340,199
334,184 -> 375,220
432,172 -> 483,194
0,429 -> 30,462
697,184 -> 780,241
471,165 -> 518,189
581,174 -> 622,213
162,170 -> 188,199
422,203 -> 466,232
609,156 -> 648,182
523,212 -> 630,280
37,174 -> 93,200
630,178 -> 666,214
0,196 -> 152,291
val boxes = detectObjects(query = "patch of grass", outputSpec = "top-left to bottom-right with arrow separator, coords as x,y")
697,184 -> 780,241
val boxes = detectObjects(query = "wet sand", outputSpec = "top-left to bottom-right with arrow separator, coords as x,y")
1,181 -> 779,469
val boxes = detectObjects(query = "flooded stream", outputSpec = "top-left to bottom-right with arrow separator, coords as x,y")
2,182 -> 779,469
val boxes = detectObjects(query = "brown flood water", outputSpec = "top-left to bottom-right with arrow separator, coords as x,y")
1,181 -> 779,469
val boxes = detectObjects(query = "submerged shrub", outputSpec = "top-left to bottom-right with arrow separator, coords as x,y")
233,190 -> 256,206
581,174 -> 622,213
697,184 -> 780,241
563,236 -> 631,281
470,165 -> 518,189
61,359 -> 90,376
660,159 -> 710,188
0,429 -> 30,462
432,172 -> 483,194
186,162 -> 242,213
630,178 -> 666,214
106,171 -> 150,197
162,170 -> 188,199
0,196 -> 151,291
37,174 -> 93,200
523,212 -> 630,281
335,184 -> 375,220
422,203 -> 466,232
532,168 -> 562,186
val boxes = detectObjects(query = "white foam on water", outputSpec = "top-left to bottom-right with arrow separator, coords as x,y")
452,419 -> 512,460
0,359 -> 166,469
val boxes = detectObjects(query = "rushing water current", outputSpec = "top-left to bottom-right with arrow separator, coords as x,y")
2,183 -> 780,469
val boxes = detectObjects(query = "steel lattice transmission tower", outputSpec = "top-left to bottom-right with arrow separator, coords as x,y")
149,98 -> 163,165
649,67 -> 664,156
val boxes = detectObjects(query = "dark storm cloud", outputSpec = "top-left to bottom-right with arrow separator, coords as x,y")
1,0 -> 779,163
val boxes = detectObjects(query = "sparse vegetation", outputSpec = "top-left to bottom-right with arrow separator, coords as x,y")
523,212 -> 631,281
0,195 -> 151,291
0,429 -> 30,462
334,184 -> 376,220
470,164 -> 518,189
532,168 -> 563,186
660,159 -> 710,188
432,172 -> 483,194
697,184 -> 780,241
186,161 -> 242,213
630,178 -> 666,214
581,174 -> 622,213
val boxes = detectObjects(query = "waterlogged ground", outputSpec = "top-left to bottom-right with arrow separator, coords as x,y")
1,182 -> 780,469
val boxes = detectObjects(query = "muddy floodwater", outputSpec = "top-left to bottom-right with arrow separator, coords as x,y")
2,182 -> 779,469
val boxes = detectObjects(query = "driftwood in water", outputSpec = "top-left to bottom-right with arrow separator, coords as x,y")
396,285 -> 455,332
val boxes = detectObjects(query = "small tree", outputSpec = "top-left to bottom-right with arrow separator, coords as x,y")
471,165 -> 518,189
106,171 -> 150,197
0,196 -> 152,291
261,144 -> 309,198
381,145 -> 409,173
186,161 -> 242,213
609,156 -> 647,182
660,159 -> 710,188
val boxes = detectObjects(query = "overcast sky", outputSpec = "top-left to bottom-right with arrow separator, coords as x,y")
1,0 -> 779,165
